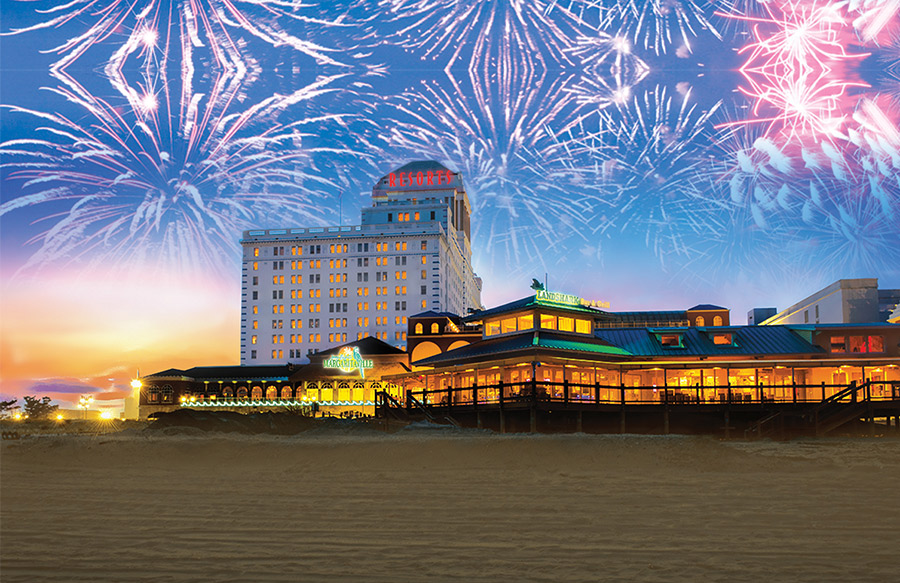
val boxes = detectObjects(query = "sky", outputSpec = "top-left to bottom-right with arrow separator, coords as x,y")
1,0 -> 899,413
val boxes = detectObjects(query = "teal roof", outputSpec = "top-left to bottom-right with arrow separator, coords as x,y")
465,295 -> 601,321
593,326 -> 822,357
413,330 -> 630,366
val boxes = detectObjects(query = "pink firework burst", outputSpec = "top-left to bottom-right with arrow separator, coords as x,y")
717,1 -> 870,142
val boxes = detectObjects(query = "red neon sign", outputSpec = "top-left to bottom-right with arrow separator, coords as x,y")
388,169 -> 453,188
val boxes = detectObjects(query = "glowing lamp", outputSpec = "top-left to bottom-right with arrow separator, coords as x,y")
131,379 -> 142,390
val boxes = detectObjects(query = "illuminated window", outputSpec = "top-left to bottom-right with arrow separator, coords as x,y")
501,318 -> 516,333
712,333 -> 734,345
415,323 -> 423,334
414,212 -> 419,220
558,317 -> 574,333
486,320 -> 500,336
421,300 -> 427,309
695,315 -> 705,326
253,261 -> 258,271
252,321 -> 258,329
252,306 -> 258,314
713,315 -> 723,326
251,335 -> 257,344
254,248 -> 259,257
540,314 -> 556,330
659,334 -> 683,348
869,335 -> 884,352
575,319 -> 591,334
431,322 -> 439,334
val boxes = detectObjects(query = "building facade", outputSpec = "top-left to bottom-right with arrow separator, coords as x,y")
240,161 -> 482,364
760,278 -> 899,325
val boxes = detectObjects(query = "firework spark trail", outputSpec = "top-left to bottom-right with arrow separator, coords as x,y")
1,0 -> 378,276
711,0 -> 900,264
568,85 -> 731,269
715,1 -> 872,142
607,0 -> 723,56
375,0 -> 602,69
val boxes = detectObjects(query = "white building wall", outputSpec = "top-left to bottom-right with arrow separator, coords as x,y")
761,279 -> 880,325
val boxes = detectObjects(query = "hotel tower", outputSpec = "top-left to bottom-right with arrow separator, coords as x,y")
240,161 -> 482,364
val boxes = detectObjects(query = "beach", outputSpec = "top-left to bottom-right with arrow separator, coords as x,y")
2,427 -> 899,582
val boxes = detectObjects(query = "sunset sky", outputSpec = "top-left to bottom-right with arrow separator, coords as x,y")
2,0 -> 898,412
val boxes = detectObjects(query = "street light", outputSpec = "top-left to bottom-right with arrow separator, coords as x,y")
78,395 -> 94,419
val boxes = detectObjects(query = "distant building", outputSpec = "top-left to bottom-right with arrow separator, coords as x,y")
747,307 -> 777,326
240,161 -> 482,364
879,289 -> 900,322
759,278 -> 897,325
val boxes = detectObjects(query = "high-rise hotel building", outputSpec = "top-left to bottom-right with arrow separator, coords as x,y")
240,161 -> 483,364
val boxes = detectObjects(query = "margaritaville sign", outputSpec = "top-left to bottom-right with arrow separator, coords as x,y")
323,346 -> 374,378
536,289 -> 611,310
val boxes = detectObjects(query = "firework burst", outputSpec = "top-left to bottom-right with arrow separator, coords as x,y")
1,0 -> 378,276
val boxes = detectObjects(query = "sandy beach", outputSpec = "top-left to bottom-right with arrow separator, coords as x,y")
3,426 -> 899,582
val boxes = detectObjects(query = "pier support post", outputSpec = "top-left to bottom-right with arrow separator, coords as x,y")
499,410 -> 506,434
530,406 -> 537,433
619,384 -> 626,434
576,410 -> 583,433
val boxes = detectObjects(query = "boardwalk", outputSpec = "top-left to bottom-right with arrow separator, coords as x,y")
377,380 -> 900,438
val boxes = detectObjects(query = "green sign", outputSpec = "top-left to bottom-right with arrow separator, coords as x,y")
323,346 -> 374,378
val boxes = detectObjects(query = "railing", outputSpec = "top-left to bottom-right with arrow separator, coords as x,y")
405,380 -> 900,410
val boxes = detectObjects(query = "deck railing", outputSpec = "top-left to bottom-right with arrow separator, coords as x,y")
398,380 -> 900,410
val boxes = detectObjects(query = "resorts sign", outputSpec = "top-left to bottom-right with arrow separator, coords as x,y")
323,346 -> 374,379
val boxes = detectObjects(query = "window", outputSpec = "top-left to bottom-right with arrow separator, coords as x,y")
830,336 -> 846,352
712,333 -> 733,345
431,322 -> 439,334
558,317 -> 574,332
575,319 -> 591,334
659,334 -> 683,348
388,213 -> 393,222
713,315 -> 723,326
540,314 -> 556,330
695,315 -> 705,326
849,335 -> 866,353
486,320 -> 500,336
254,248 -> 259,257
501,318 -> 516,333
421,240 -> 427,250
869,335 -> 884,352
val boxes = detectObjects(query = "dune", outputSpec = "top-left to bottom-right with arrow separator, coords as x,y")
2,429 -> 899,582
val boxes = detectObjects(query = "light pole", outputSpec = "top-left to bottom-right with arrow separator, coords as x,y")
78,395 -> 94,419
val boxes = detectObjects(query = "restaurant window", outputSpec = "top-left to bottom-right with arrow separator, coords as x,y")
517,314 -> 534,331
540,314 -> 556,330
830,336 -> 846,352
849,335 -> 866,353
695,315 -> 705,326
415,323 -> 423,334
486,320 -> 501,336
713,315 -> 723,326
431,322 -> 439,334
501,317 -> 516,333
558,316 -> 574,332
575,319 -> 591,334
868,335 -> 884,353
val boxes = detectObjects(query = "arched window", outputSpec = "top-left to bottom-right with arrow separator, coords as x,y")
251,386 -> 263,400
695,316 -> 705,327
161,385 -> 174,403
237,387 -> 248,400
222,387 -> 234,399
713,315 -> 723,326
148,386 -> 160,403
430,322 -> 439,334
266,386 -> 278,400
281,387 -> 293,400
415,323 -> 423,334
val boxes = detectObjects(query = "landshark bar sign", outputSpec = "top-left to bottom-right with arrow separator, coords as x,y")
536,289 -> 611,309
324,346 -> 374,378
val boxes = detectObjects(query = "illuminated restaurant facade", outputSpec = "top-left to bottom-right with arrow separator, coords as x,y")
139,337 -> 408,419
390,291 -> 900,412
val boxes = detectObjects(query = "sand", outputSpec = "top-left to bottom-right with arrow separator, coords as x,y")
2,427 -> 899,582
